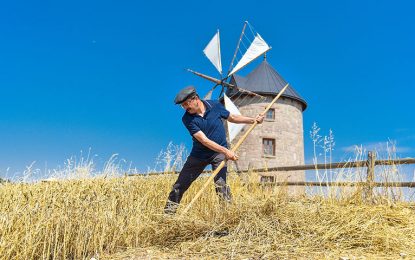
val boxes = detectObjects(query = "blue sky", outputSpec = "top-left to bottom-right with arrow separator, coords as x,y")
0,0 -> 414,179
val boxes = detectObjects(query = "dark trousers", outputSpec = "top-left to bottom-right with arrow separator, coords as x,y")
165,153 -> 232,212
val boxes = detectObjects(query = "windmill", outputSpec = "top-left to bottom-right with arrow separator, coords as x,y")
187,21 -> 272,142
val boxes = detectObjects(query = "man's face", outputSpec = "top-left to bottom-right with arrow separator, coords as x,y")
181,96 -> 198,114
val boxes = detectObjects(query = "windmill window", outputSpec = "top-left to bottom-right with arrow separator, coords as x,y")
263,138 -> 275,156
265,109 -> 275,120
260,176 -> 275,182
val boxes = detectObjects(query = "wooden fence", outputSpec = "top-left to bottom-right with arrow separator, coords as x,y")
255,151 -> 415,189
135,151 -> 415,190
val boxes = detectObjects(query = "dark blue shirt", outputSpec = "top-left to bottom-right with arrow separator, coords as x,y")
182,100 -> 230,160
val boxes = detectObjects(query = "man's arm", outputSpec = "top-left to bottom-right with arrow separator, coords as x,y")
227,114 -> 264,124
193,131 -> 238,161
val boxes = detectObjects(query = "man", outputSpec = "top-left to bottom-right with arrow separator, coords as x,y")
164,86 -> 264,214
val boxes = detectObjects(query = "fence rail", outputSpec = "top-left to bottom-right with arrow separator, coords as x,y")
261,182 -> 415,188
254,157 -> 415,174
256,151 -> 415,191
132,152 -> 415,191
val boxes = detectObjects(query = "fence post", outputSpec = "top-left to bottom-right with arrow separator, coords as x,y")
366,151 -> 376,199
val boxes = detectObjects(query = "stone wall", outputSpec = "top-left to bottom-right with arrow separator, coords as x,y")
229,95 -> 305,193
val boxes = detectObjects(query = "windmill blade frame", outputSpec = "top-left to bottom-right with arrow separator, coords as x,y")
228,33 -> 271,77
227,21 -> 248,76
188,21 -> 270,101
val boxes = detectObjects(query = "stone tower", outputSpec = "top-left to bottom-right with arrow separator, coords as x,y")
226,57 -> 307,186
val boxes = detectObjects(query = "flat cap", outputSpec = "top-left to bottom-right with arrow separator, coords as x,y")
174,86 -> 196,104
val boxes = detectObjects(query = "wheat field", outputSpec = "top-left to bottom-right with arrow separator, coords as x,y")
1,169 -> 414,259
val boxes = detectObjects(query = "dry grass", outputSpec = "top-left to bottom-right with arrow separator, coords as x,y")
0,172 -> 415,259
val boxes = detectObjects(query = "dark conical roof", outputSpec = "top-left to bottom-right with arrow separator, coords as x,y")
228,59 -> 307,111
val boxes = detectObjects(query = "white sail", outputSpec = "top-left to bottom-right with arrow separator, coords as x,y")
224,94 -> 245,142
228,33 -> 270,76
203,89 -> 213,100
203,30 -> 222,75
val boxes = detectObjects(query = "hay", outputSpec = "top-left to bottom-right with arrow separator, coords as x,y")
0,175 -> 414,259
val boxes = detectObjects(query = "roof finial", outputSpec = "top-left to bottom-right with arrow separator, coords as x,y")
264,51 -> 267,60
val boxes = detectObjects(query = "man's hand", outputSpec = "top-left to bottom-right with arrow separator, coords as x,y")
255,114 -> 265,124
224,149 -> 238,161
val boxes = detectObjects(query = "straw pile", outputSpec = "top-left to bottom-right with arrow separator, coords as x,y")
0,174 -> 414,259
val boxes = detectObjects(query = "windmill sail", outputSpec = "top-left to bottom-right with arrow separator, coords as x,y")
228,33 -> 270,76
203,89 -> 213,100
224,94 -> 245,142
203,30 -> 222,75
